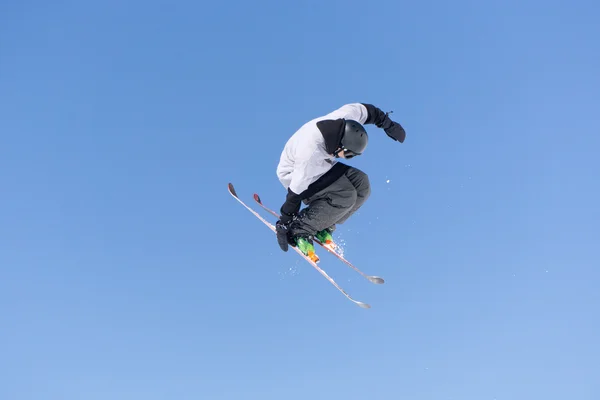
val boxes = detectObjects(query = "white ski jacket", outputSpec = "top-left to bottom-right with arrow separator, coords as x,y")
276,103 -> 369,195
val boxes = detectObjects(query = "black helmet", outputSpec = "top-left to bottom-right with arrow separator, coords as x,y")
339,119 -> 368,158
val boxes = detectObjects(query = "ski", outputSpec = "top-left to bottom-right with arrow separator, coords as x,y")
227,183 -> 370,309
252,193 -> 385,285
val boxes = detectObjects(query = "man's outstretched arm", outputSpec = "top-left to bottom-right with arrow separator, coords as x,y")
361,103 -> 406,143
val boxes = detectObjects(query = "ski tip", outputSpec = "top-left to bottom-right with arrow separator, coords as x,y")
253,193 -> 261,203
368,276 -> 385,285
356,301 -> 371,309
227,183 -> 238,197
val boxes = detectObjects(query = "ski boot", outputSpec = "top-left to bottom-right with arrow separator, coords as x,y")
315,227 -> 336,249
294,236 -> 319,263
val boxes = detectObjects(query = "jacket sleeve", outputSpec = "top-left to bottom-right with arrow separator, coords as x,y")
280,187 -> 303,218
361,103 -> 391,127
279,142 -> 319,218
324,102 -> 393,127
323,103 -> 369,124
362,103 -> 406,142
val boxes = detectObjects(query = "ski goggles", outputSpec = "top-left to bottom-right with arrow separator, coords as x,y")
335,147 -> 360,159
341,148 -> 359,158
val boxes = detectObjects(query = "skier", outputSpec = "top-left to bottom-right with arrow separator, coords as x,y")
275,103 -> 406,261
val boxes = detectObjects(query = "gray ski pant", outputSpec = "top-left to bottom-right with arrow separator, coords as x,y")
289,167 -> 371,238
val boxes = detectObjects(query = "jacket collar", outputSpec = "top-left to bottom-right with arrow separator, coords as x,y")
316,119 -> 345,155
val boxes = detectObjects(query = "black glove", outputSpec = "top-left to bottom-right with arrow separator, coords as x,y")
362,103 -> 406,143
380,114 -> 406,143
276,217 -> 293,252
276,188 -> 302,252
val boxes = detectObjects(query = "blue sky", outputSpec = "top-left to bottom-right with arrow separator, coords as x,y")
1,0 -> 599,399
